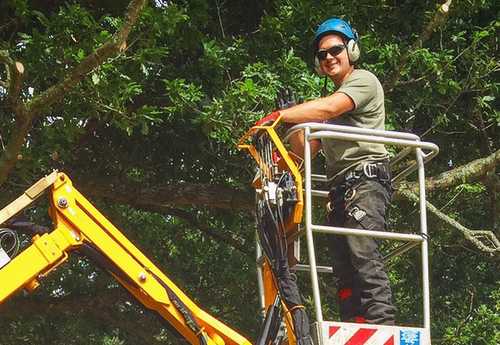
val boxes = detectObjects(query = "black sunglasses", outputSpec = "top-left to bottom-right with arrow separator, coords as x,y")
316,44 -> 346,61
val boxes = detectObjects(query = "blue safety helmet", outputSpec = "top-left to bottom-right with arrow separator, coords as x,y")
313,17 -> 360,64
314,18 -> 357,49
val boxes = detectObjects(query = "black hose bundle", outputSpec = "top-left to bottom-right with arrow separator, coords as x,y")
255,170 -> 313,345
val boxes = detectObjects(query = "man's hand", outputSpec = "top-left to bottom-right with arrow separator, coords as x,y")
255,111 -> 280,127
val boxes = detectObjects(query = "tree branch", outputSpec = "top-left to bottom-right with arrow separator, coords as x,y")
399,188 -> 500,254
135,204 -> 252,256
79,179 -> 254,211
384,0 -> 453,92
396,150 -> 499,252
74,150 -> 498,222
215,0 -> 226,39
0,51 -> 25,110
0,0 -> 147,188
75,178 -> 254,254
25,0 -> 146,118
399,149 -> 499,194
161,207 -> 252,256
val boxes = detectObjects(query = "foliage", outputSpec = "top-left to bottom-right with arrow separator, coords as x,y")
0,0 -> 498,344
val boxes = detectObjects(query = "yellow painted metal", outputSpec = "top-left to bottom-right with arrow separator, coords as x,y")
0,226 -> 76,303
0,172 -> 252,345
266,126 -> 303,224
237,115 -> 304,225
239,116 -> 306,345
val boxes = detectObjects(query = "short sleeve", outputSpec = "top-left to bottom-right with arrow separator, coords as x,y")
336,70 -> 378,110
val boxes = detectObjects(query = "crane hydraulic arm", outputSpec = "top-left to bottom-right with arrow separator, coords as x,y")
0,171 -> 251,345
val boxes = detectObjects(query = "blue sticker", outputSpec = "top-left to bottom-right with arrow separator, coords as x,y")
400,329 -> 420,345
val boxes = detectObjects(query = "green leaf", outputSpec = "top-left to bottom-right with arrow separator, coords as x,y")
91,73 -> 100,85
32,10 -> 49,27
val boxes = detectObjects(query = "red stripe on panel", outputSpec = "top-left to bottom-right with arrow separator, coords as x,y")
329,326 -> 340,338
344,328 -> 377,345
383,335 -> 394,345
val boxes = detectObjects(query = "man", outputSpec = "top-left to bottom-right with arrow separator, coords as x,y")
256,18 -> 396,325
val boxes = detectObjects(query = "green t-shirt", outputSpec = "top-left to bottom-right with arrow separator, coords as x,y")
321,69 -> 389,181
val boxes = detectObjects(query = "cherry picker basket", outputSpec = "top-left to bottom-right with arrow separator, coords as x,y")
240,118 -> 440,345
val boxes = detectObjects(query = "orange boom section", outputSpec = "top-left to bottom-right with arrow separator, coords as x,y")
0,171 -> 251,345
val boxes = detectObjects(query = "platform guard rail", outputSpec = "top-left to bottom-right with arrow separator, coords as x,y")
254,123 -> 439,344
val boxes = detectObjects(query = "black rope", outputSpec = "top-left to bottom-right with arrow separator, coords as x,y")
150,271 -> 208,345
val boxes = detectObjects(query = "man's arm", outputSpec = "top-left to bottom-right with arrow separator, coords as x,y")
281,91 -> 353,158
288,130 -> 322,159
255,91 -> 353,158
280,92 -> 354,123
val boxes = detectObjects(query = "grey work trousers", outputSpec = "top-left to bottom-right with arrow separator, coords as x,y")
327,177 -> 396,325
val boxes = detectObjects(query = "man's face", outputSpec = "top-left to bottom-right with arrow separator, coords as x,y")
317,34 -> 351,80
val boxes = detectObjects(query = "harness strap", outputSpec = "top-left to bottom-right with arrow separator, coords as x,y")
344,161 -> 390,182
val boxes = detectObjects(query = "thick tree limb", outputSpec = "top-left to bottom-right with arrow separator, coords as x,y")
0,148 -> 489,256
79,179 -> 255,211
78,180 -> 254,254
384,0 -> 453,92
399,149 -> 499,194
3,151 -> 496,255
75,151 -> 498,214
0,0 -> 147,188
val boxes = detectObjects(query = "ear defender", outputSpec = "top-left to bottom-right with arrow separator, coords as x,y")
346,38 -> 360,63
346,28 -> 360,63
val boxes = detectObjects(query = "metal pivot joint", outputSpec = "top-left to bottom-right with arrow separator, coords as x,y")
57,197 -> 68,208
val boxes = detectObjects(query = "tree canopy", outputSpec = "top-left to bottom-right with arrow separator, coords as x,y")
0,0 -> 498,344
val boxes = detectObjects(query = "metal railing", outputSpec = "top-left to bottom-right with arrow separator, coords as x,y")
277,123 -> 439,332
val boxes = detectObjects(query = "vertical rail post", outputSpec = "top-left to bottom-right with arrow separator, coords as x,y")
304,126 -> 323,323
417,148 -> 431,331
